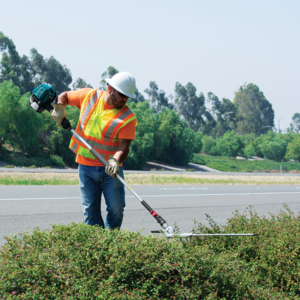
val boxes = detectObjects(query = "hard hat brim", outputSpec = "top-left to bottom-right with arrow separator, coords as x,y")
105,78 -> 136,99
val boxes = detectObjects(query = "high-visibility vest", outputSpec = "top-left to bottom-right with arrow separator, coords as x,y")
69,89 -> 137,162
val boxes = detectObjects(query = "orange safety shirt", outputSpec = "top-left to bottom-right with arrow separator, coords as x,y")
67,88 -> 137,167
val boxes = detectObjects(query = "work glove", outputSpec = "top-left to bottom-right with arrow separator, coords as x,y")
105,158 -> 120,178
51,104 -> 67,127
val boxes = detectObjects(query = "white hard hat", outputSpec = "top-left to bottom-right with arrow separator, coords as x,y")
105,72 -> 136,99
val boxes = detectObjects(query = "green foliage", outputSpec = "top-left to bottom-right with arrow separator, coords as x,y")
175,81 -> 210,132
192,153 -> 300,172
144,81 -> 173,112
234,83 -> 274,135
285,135 -> 300,162
30,48 -> 72,94
155,109 -> 196,166
0,81 -> 21,151
193,132 -> 203,153
201,135 -> 216,154
1,206 -> 299,298
124,103 -> 198,169
50,155 -> 65,168
0,152 -> 51,168
292,113 -> 300,133
207,92 -> 238,138
0,32 -> 72,94
123,102 -> 155,170
243,144 -> 256,158
211,131 -> 244,157
11,92 -> 43,156
259,138 -> 288,162
72,78 -> 92,90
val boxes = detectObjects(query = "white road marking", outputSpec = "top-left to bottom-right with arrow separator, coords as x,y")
1,191 -> 300,201
0,197 -> 81,201
160,188 -> 208,190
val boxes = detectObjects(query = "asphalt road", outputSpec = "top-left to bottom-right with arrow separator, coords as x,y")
1,185 -> 300,246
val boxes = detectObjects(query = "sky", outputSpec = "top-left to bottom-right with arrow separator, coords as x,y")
1,0 -> 299,130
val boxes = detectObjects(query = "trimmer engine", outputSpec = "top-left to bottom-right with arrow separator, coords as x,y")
29,84 -> 58,113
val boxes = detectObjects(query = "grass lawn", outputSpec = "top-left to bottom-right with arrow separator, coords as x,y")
1,172 -> 300,185
192,154 -> 300,172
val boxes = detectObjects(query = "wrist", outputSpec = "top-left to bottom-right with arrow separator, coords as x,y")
109,158 -> 119,164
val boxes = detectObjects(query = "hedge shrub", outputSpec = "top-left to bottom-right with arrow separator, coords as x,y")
0,206 -> 299,299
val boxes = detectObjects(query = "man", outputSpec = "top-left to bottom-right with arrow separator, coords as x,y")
51,72 -> 137,230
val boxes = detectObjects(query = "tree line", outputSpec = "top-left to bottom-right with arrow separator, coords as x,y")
1,31 -> 300,169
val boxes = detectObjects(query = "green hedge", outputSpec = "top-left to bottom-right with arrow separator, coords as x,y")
0,206 -> 299,299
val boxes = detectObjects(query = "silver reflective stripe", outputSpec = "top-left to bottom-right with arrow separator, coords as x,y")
71,142 -> 78,152
104,108 -> 133,141
85,139 -> 119,151
73,134 -> 118,152
80,90 -> 100,128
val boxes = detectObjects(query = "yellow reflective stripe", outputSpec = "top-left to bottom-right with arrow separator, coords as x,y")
77,146 -> 95,159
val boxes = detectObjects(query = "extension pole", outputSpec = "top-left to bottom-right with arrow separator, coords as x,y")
70,128 -> 175,234
165,233 -> 258,238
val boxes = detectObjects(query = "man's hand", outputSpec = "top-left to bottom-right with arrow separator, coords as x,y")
105,158 -> 120,178
51,104 -> 67,127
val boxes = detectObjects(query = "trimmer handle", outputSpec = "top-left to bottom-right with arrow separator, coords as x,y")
62,118 -> 72,131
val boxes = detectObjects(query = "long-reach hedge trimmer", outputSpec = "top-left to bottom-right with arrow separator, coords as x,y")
29,84 -> 257,238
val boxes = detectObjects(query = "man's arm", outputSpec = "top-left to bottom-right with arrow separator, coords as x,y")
57,92 -> 69,107
114,139 -> 132,163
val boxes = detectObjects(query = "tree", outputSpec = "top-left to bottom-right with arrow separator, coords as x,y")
30,49 -> 72,94
233,83 -> 274,135
99,66 -> 119,91
72,78 -> 93,90
207,92 -> 238,138
0,32 -> 34,94
285,135 -> 300,162
153,108 -> 196,166
0,81 -> 21,151
144,81 -> 173,112
292,113 -> 300,133
130,88 -> 145,103
123,101 -> 155,170
174,82 -> 208,132
0,32 -> 73,94
11,92 -> 43,156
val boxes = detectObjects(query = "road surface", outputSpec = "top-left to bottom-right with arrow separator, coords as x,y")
1,185 -> 300,246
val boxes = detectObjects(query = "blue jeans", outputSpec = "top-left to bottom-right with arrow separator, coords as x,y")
78,164 -> 125,229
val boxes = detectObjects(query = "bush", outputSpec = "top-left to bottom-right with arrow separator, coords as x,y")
201,135 -> 216,154
50,155 -> 65,168
1,206 -> 299,298
191,154 -> 206,165
285,135 -> 300,162
212,131 -> 244,157
2,153 -> 51,168
3,165 -> 14,168
259,138 -> 287,162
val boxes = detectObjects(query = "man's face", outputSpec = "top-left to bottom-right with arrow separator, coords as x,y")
110,88 -> 129,109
